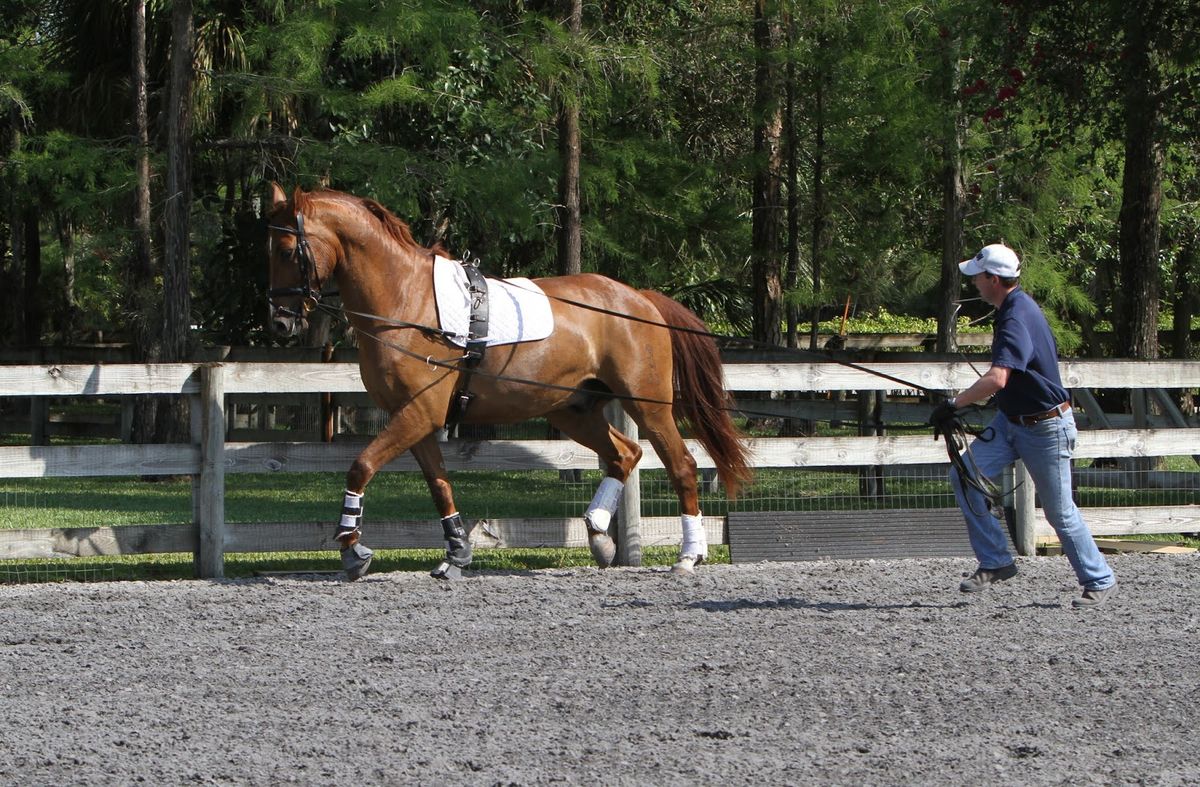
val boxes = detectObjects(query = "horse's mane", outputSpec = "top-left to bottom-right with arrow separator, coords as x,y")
293,187 -> 450,257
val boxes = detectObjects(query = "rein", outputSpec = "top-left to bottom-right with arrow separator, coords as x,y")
932,405 -> 1007,518
313,299 -> 678,407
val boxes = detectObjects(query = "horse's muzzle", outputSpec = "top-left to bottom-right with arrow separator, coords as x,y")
270,306 -> 307,338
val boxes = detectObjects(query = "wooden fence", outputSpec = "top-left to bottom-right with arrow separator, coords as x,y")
1,359 -> 1198,577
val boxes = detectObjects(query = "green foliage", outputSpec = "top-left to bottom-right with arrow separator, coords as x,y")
796,306 -> 988,336
4,0 -> 1198,352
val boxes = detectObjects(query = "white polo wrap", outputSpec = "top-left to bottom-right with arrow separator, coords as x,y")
340,490 -> 364,532
584,477 -> 624,533
681,512 -> 706,558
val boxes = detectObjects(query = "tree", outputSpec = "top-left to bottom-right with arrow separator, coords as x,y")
934,25 -> 966,353
556,0 -> 583,276
1,3 -> 42,346
751,0 -> 784,346
1009,0 -> 1200,359
153,0 -> 197,443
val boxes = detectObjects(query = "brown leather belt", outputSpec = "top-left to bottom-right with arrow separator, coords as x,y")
1007,401 -> 1070,426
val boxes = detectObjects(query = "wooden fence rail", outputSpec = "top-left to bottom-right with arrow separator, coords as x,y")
2,360 -> 1199,576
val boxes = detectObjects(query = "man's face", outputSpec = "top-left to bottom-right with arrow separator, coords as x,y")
970,270 -> 1005,307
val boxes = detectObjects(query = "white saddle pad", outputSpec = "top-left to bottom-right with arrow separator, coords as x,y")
433,255 -> 553,347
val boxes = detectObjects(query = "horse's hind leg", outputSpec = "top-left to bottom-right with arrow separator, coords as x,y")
627,406 -> 706,575
548,408 -> 642,567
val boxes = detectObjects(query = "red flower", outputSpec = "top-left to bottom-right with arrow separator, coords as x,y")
961,77 -> 989,97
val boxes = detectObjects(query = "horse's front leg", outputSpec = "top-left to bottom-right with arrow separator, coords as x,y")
337,412 -> 431,580
410,435 -> 472,580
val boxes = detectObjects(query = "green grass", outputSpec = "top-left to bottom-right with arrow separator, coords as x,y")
0,471 -> 583,528
3,445 -> 1197,583
0,469 -> 962,537
0,545 -> 727,584
0,471 -> 730,582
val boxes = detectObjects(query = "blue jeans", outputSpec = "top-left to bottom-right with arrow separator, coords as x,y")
949,410 -> 1115,590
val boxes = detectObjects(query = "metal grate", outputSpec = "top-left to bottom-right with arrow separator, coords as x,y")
727,508 -> 984,562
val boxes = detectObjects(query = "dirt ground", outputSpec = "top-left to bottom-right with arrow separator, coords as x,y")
1,553 -> 1197,786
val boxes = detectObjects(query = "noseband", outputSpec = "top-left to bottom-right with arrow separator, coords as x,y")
267,212 -> 324,318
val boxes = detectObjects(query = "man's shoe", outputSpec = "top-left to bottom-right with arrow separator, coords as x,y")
959,563 -> 1018,593
1072,582 -> 1117,608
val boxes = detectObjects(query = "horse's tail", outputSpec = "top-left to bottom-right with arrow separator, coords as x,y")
639,289 -> 753,499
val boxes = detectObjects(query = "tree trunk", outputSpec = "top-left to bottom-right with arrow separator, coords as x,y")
0,216 -> 9,344
1116,10 -> 1163,360
783,9 -> 799,350
21,205 -> 42,347
751,0 -> 784,347
128,0 -> 159,444
556,0 -> 583,277
1171,223 -> 1197,360
807,50 -> 827,353
54,212 -> 78,323
4,106 -> 25,346
937,32 -> 965,354
157,0 -> 196,443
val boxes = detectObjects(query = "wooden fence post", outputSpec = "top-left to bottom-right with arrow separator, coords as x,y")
608,402 -> 642,567
1012,460 -> 1036,555
196,363 -> 226,578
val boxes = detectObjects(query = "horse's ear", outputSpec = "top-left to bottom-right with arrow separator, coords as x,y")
269,182 -> 288,212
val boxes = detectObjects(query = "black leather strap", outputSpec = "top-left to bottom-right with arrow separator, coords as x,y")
446,261 -> 490,425
461,262 -> 489,369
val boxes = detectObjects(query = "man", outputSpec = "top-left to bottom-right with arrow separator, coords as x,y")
930,243 -> 1117,608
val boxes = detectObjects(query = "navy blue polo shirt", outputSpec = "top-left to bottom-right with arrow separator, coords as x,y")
991,287 -> 1069,417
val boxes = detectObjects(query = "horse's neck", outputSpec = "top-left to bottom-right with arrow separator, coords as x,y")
335,232 -> 433,323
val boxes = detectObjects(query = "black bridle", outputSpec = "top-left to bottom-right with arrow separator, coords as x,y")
267,212 -> 324,319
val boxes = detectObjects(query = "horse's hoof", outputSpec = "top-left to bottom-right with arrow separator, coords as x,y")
430,561 -> 465,580
341,542 -> 374,581
587,529 -> 616,568
670,554 -> 705,576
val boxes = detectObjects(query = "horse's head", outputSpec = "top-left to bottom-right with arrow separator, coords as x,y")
266,183 -> 431,338
265,183 -> 335,338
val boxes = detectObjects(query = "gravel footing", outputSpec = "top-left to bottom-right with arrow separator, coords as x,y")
1,553 -> 1197,785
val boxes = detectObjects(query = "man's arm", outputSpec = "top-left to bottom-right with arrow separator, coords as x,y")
951,365 -> 1010,407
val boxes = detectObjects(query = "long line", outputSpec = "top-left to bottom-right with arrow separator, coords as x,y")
329,284 -> 961,397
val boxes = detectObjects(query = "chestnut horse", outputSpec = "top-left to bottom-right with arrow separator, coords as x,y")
266,184 -> 751,580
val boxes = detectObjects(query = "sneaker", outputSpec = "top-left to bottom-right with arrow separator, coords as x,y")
959,563 -> 1018,593
1072,583 -> 1118,608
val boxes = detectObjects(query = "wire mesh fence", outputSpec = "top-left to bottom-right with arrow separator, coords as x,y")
0,562 -> 117,584
3,391 -> 1199,579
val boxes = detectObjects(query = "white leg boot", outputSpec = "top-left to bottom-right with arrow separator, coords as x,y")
671,512 -> 707,575
337,490 -> 373,581
584,477 -> 622,567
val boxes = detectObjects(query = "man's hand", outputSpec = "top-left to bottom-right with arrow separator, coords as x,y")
928,399 -> 958,430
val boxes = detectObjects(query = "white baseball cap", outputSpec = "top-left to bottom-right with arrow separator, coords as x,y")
959,243 -> 1020,278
